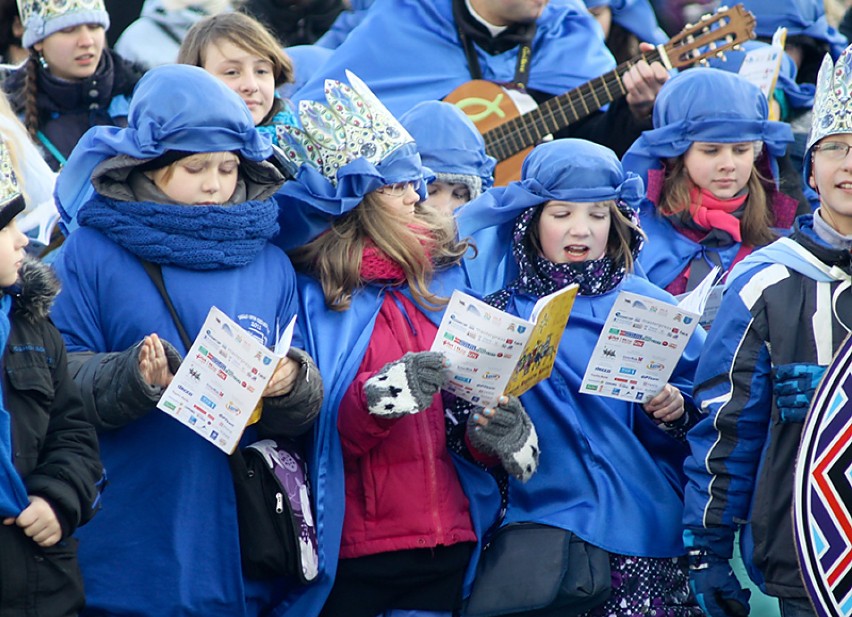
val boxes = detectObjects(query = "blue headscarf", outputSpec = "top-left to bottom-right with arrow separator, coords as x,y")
399,100 -> 496,199
621,68 -> 794,183
458,138 -> 645,294
706,40 -> 815,110
55,64 -> 273,234
741,0 -> 848,59
0,293 -> 29,518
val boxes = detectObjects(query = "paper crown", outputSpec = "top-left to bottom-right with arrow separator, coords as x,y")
276,70 -> 414,186
807,46 -> 852,153
17,0 -> 110,48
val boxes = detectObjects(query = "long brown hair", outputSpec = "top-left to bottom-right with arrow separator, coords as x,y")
22,51 -> 39,140
659,154 -> 776,247
289,194 -> 471,312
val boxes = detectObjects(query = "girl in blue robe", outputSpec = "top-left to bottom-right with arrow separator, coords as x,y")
49,64 -> 322,617
622,68 -> 800,295
457,138 -> 706,616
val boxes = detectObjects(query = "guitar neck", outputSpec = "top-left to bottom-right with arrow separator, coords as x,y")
484,48 -> 663,162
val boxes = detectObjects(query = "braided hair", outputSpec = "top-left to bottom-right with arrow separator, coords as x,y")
22,50 -> 39,141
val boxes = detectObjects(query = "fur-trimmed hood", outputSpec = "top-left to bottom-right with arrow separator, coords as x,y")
7,256 -> 59,323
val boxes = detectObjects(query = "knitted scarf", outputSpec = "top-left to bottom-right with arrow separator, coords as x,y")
666,187 -> 748,245
359,225 -> 434,284
0,293 -> 29,517
78,195 -> 280,270
486,204 -> 643,310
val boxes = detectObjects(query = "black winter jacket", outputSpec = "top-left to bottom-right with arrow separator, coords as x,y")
0,257 -> 103,617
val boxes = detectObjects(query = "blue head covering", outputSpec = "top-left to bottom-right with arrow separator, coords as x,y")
621,68 -> 794,182
741,0 -> 848,60
580,0 -> 667,45
706,40 -> 815,110
274,71 -> 430,251
55,64 -> 272,233
399,100 -> 496,200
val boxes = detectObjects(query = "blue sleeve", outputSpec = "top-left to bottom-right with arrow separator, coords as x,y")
683,271 -> 774,535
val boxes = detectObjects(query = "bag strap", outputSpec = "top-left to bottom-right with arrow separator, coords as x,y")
139,259 -> 193,351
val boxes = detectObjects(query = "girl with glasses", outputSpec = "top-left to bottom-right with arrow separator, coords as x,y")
273,72 -> 532,617
622,68 -> 801,296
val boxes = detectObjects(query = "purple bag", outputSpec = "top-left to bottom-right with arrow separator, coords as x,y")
230,438 -> 319,582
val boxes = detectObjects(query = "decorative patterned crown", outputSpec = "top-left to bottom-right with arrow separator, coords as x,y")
0,136 -> 22,209
808,46 -> 852,152
276,71 -> 414,186
17,0 -> 109,48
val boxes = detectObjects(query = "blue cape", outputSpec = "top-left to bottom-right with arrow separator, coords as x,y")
741,0 -> 848,59
276,268 -> 500,617
55,64 -> 271,234
292,0 -> 616,117
0,293 -> 28,518
621,68 -> 794,183
579,0 -> 668,44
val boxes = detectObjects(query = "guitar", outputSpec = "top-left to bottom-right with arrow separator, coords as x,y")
443,4 -> 756,185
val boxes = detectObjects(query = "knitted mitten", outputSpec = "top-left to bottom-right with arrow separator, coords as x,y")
468,395 -> 539,482
365,351 -> 446,418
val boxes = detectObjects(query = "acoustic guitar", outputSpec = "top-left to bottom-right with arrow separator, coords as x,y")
443,4 -> 756,185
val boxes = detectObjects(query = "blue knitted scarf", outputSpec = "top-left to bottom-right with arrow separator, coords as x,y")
78,195 -> 280,270
0,294 -> 29,517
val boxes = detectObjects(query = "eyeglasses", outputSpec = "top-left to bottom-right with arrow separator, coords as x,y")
376,180 -> 421,197
813,141 -> 852,160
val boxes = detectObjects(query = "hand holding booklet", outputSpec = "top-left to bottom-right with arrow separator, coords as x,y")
430,285 -> 578,408
580,267 -> 719,403
157,307 -> 296,454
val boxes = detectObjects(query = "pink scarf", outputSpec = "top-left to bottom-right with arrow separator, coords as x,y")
682,186 -> 748,243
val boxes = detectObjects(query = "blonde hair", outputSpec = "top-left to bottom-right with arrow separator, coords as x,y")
527,200 -> 644,272
289,193 -> 472,312
177,12 -> 294,88
659,154 -> 776,247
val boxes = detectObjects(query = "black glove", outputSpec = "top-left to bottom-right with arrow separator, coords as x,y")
467,395 -> 539,482
364,351 -> 445,418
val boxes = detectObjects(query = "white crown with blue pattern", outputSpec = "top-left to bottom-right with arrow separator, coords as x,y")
808,46 -> 852,152
276,71 -> 413,186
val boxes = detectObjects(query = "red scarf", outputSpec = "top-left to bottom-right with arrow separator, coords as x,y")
359,225 -> 434,284
682,187 -> 748,243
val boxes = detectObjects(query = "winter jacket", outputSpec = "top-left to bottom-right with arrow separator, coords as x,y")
51,217 -> 318,616
3,50 -> 143,170
337,290 -> 476,559
115,0 -> 218,69
682,215 -> 852,598
0,257 -> 103,617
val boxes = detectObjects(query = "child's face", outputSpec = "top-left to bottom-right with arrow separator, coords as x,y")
683,141 -> 754,199
374,181 -> 421,219
149,152 -> 240,206
809,134 -> 852,235
202,40 -> 276,126
536,200 -> 611,264
34,24 -> 105,81
0,220 -> 28,287
424,181 -> 471,215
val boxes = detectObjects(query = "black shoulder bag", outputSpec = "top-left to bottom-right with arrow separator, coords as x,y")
140,260 -> 319,583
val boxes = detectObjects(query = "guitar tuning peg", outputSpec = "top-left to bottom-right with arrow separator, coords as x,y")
684,22 -> 693,29
700,13 -> 711,20
732,44 -> 743,51
699,58 -> 709,67
716,51 -> 727,61
718,4 -> 729,9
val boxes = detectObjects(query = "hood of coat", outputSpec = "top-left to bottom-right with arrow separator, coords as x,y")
7,256 -> 59,323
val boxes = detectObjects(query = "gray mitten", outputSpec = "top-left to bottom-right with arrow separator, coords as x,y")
468,395 -> 540,482
365,351 -> 446,418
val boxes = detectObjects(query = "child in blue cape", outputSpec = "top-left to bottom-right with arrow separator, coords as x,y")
0,130 -> 103,617
399,100 -> 495,215
456,138 -> 706,616
622,68 -> 801,295
272,72 -> 535,617
681,44 -> 852,617
48,64 -> 322,617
